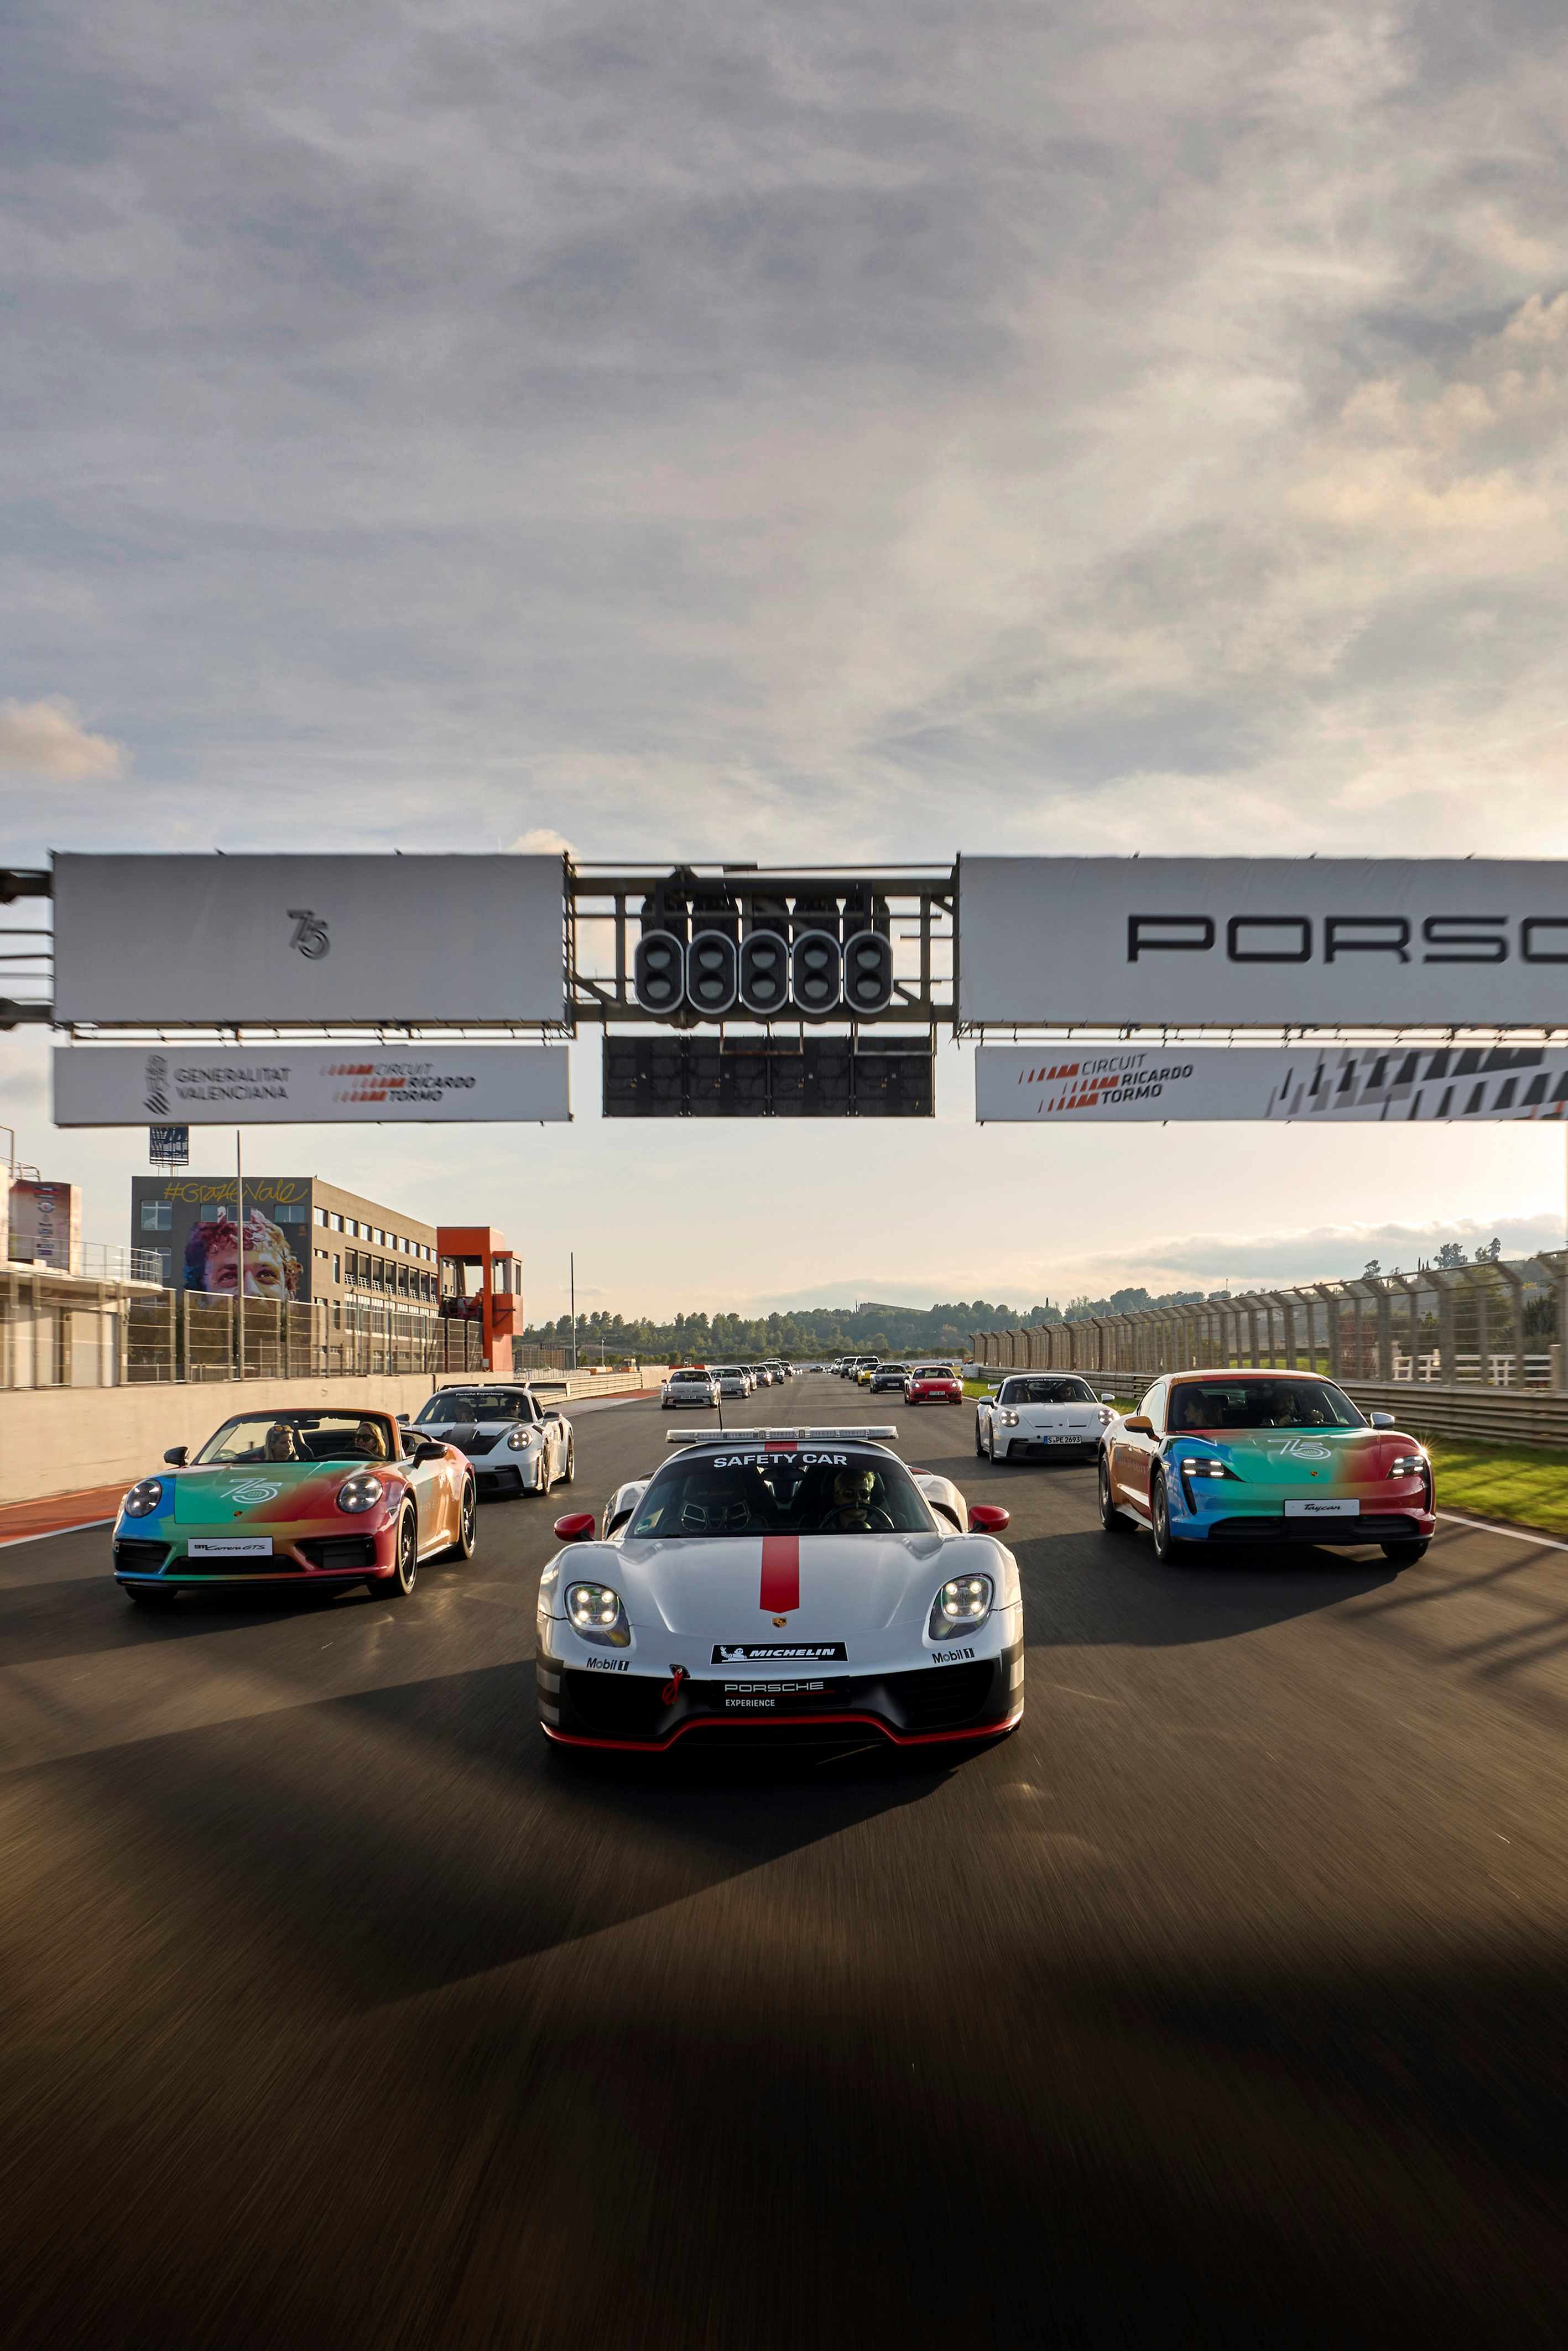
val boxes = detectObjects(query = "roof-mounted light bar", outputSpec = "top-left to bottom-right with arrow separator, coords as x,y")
665,1426 -> 899,1447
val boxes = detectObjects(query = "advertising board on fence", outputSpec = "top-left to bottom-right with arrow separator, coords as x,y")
7,1179 -> 83,1269
55,1044 -> 571,1126
958,858 -> 1568,1028
51,853 -> 566,1026
976,1042 -> 1568,1122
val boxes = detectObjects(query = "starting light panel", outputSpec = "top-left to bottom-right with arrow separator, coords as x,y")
603,1036 -> 933,1118
791,931 -> 842,1019
738,932 -> 791,1015
842,930 -> 895,1014
685,931 -> 739,1016
633,931 -> 686,1014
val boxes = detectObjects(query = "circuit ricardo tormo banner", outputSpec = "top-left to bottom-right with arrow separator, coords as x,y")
54,1045 -> 571,1125
974,1044 -> 1568,1123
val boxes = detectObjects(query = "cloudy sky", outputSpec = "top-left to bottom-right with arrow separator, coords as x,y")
4,0 -> 1568,1316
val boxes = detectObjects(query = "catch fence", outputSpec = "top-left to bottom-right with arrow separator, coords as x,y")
972,1253 -> 1568,1420
124,1294 -> 487,1384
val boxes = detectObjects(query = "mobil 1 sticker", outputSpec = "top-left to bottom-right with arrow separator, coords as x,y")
711,1642 -> 848,1664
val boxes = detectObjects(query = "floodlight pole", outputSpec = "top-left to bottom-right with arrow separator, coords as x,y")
236,1128 -> 245,1383
569,1251 -> 576,1371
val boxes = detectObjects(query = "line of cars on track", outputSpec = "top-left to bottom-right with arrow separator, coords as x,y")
108,1360 -> 1437,1765
825,1357 -> 966,1404
661,1359 -> 793,1407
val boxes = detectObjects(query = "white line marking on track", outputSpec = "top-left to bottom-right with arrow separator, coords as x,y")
1435,1510 -> 1568,1553
0,1517 -> 114,1551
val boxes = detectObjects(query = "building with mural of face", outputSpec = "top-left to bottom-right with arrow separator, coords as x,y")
128,1177 -> 524,1370
130,1176 -> 439,1316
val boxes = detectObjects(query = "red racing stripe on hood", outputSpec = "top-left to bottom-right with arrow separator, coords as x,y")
759,1534 -> 800,1613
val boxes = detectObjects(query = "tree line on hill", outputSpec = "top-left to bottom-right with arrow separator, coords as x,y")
520,1287 -> 1208,1362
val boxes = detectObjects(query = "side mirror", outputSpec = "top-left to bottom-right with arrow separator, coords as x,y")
543,1410 -> 560,1422
1100,1393 -> 1116,1404
413,1439 -> 447,1464
554,1511 -> 597,1544
968,1503 -> 1010,1534
1369,1410 -> 1396,1429
395,1411 -> 410,1425
163,1445 -> 189,1467
1122,1415 -> 1154,1436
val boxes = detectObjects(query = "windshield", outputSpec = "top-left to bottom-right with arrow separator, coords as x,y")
1168,1379 -> 1366,1432
999,1378 -> 1096,1406
194,1411 -> 398,1465
418,1389 -> 533,1423
914,1366 -> 956,1379
627,1446 -> 936,1539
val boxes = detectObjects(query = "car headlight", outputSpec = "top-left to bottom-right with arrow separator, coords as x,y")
1098,1406 -> 1113,1424
122,1477 -> 164,1519
998,1409 -> 1019,1427
1390,1453 -> 1426,1479
507,1426 -> 536,1451
1179,1456 -> 1238,1479
930,1572 -> 994,1639
566,1581 -> 631,1646
337,1473 -> 383,1514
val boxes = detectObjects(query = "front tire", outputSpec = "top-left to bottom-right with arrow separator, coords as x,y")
1382,1539 -> 1429,1567
386,1506 -> 419,1599
562,1437 -> 575,1485
1149,1472 -> 1192,1567
987,1426 -> 1001,1464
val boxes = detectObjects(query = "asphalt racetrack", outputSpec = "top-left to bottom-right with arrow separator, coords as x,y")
6,1375 -> 1568,2347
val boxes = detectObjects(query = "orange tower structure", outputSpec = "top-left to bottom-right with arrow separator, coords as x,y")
437,1226 -> 523,1375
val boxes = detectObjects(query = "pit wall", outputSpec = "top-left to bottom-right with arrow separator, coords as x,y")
0,1367 -> 672,1507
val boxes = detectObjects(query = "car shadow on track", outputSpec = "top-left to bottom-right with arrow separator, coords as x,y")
15,1657 -> 972,2013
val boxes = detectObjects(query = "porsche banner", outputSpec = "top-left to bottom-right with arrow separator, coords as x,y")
54,1044 -> 571,1125
975,1043 -> 1568,1123
957,857 -> 1568,1027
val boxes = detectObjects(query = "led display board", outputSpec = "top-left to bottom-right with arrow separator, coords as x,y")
603,1036 -> 934,1117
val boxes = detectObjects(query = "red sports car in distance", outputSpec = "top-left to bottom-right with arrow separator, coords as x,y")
906,1364 -> 964,1405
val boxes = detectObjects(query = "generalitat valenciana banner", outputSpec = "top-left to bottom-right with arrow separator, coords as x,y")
975,1042 -> 1568,1122
54,1044 -> 571,1125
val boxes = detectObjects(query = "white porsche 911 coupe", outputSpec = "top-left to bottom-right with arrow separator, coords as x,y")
536,1427 -> 1023,1756
409,1383 -> 575,1499
973,1374 -> 1116,1464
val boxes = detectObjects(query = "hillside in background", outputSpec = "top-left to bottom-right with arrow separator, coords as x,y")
521,1288 -> 1208,1362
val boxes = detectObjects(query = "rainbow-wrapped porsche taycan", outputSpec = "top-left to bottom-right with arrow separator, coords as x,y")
1099,1370 -> 1435,1566
112,1406 -> 475,1605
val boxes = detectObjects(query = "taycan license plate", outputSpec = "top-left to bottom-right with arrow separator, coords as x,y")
1283,1499 -> 1359,1519
187,1537 -> 274,1557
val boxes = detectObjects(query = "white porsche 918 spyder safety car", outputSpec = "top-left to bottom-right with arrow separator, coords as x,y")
536,1427 -> 1022,1756
409,1383 -> 574,1499
974,1374 -> 1115,1464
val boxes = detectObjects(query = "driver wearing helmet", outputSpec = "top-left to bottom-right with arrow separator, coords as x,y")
820,1464 -> 879,1532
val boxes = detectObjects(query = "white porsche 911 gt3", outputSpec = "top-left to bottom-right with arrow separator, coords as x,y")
410,1383 -> 575,1499
974,1374 -> 1116,1464
536,1428 -> 1023,1756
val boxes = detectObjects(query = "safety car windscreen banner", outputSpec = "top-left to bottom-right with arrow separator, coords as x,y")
958,858 -> 1568,1027
975,1043 -> 1568,1122
51,853 -> 566,1025
54,1044 -> 571,1125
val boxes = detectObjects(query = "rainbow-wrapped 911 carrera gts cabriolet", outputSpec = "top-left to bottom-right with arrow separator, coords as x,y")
112,1407 -> 475,1606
